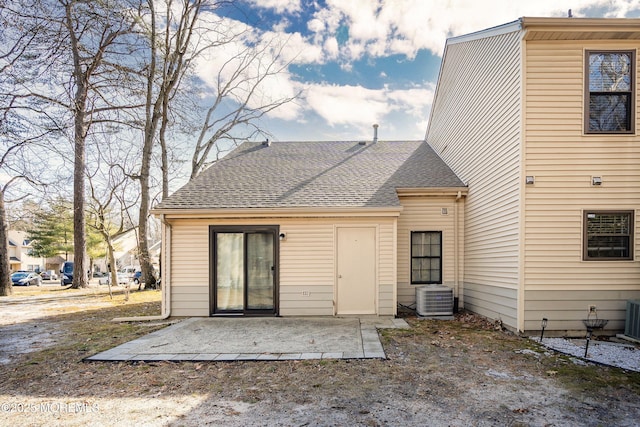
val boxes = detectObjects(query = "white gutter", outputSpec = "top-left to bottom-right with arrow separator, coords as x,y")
112,215 -> 172,322
454,191 -> 462,302
151,206 -> 403,218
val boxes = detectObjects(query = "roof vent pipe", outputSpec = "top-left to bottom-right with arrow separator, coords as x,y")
373,124 -> 379,143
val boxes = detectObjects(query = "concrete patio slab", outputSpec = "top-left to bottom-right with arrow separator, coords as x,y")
85,317 -> 409,362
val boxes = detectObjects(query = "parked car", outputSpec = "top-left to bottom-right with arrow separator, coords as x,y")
11,272 -> 29,285
12,272 -> 42,286
60,261 -> 73,286
40,271 -> 51,280
116,272 -> 129,284
98,272 -> 129,285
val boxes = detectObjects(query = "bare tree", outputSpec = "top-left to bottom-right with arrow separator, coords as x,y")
0,1 -> 51,296
60,0 -> 140,288
135,0 -> 218,287
86,137 -> 139,299
190,36 -> 299,179
2,0 -> 143,288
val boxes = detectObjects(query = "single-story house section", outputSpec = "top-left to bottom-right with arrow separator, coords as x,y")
152,139 -> 467,317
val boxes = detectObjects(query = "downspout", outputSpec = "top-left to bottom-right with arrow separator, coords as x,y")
454,191 -> 462,305
112,214 -> 172,322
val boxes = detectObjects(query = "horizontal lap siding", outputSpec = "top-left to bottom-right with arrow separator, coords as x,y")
427,30 -> 522,329
524,290 -> 640,334
168,216 -> 396,317
465,283 -> 517,327
279,221 -> 335,316
524,40 -> 640,332
170,224 -> 210,316
397,197 -> 463,306
378,220 -> 397,315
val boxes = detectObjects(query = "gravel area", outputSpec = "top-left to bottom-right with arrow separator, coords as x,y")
537,337 -> 640,372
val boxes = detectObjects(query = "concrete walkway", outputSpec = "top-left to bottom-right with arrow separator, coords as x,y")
86,317 -> 409,362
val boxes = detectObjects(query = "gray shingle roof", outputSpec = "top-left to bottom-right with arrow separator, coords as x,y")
155,140 -> 465,211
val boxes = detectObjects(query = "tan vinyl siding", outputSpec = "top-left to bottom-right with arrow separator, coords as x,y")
397,196 -> 464,307
169,224 -> 210,316
523,40 -> 640,331
167,215 -> 397,317
426,30 -> 523,329
524,290 -> 640,334
465,283 -> 517,327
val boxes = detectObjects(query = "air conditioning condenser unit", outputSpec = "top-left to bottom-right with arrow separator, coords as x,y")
416,285 -> 454,317
625,300 -> 640,340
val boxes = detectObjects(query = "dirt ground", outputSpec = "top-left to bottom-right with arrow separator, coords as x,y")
1,285 -> 639,426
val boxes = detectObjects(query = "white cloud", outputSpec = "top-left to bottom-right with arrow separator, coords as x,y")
245,0 -> 301,14
305,84 -> 388,126
308,0 -> 640,61
307,18 -> 325,33
323,37 -> 339,59
303,82 -> 433,130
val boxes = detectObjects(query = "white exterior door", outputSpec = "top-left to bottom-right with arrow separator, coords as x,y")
336,227 -> 376,315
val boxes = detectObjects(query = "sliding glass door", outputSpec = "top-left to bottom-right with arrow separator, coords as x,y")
211,226 -> 278,315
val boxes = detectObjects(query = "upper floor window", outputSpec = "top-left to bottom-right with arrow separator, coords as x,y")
583,211 -> 634,261
411,231 -> 442,284
585,51 -> 635,134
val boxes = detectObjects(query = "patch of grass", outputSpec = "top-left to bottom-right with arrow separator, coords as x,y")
0,290 -> 163,394
540,353 -> 640,395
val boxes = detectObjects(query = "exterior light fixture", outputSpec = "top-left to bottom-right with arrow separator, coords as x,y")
540,318 -> 548,342
279,232 -> 286,241
525,176 -> 535,185
591,176 -> 602,186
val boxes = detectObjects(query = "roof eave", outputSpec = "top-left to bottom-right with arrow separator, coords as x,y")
446,19 -> 521,46
396,187 -> 468,197
152,206 -> 404,219
521,17 -> 640,40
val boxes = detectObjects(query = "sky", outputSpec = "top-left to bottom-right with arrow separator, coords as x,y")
194,0 -> 640,143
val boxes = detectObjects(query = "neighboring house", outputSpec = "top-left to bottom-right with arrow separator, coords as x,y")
93,229 -> 142,274
7,230 -> 43,272
425,17 -> 640,333
153,140 -> 467,317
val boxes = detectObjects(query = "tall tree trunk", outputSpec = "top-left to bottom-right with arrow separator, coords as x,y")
138,130 -> 155,288
67,0 -> 88,289
71,108 -> 87,288
0,190 -> 13,296
137,0 -> 158,289
106,234 -> 117,299
159,103 -> 169,200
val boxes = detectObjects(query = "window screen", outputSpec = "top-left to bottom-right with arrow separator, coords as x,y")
584,211 -> 634,260
411,231 -> 442,284
586,51 -> 634,133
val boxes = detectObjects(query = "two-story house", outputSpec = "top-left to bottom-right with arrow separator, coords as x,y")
426,17 -> 640,334
8,230 -> 43,272
152,17 -> 639,335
